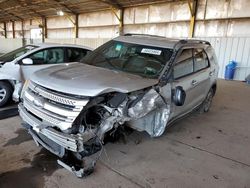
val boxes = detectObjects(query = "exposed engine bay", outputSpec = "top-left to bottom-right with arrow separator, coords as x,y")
79,87 -> 171,140
61,87 -> 171,177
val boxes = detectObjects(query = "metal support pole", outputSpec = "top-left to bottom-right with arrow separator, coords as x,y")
21,20 -> 25,46
43,17 -> 48,40
12,21 -> 15,38
189,16 -> 195,38
111,8 -> 124,36
119,8 -> 124,35
64,14 -> 77,38
75,14 -> 79,38
3,22 -> 7,38
42,17 -> 46,42
188,0 -> 198,38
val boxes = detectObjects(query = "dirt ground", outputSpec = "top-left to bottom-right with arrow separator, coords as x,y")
0,80 -> 250,188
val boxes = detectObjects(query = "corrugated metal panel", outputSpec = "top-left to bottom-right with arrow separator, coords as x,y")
0,38 -> 23,53
198,37 -> 250,81
75,38 -> 111,49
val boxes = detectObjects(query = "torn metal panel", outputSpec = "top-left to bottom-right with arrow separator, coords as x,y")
128,89 -> 164,119
12,81 -> 22,102
128,107 -> 170,137
127,86 -> 171,137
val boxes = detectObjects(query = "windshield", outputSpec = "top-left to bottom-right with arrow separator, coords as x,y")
0,45 -> 38,62
81,40 -> 173,78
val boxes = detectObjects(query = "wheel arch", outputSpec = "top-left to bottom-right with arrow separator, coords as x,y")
0,79 -> 15,90
211,82 -> 217,96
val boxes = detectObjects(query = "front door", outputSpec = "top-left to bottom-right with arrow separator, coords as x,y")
20,47 -> 66,81
170,48 -> 211,119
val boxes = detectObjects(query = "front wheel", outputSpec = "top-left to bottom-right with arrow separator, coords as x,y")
0,81 -> 13,107
199,88 -> 214,113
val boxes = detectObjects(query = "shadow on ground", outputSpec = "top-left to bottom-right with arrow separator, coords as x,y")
0,149 -> 61,188
3,128 -> 32,147
0,106 -> 18,120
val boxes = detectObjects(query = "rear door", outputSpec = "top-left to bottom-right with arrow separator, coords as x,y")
192,48 -> 211,103
65,47 -> 90,62
171,47 -> 211,118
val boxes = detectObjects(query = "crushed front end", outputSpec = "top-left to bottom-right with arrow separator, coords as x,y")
19,80 -> 171,177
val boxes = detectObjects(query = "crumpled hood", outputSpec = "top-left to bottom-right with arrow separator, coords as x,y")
31,63 -> 158,97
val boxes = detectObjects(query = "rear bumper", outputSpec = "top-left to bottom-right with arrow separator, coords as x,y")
19,104 -> 84,156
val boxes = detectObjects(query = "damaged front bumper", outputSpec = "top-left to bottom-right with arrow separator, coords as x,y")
19,104 -> 85,154
19,104 -> 100,177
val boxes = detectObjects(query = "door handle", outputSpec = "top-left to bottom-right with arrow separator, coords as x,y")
209,69 -> 215,76
191,80 -> 198,85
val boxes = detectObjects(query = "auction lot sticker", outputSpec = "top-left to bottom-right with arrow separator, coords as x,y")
141,48 -> 162,55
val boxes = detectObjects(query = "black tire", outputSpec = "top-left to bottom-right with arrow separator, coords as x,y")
199,88 -> 214,113
0,81 -> 13,107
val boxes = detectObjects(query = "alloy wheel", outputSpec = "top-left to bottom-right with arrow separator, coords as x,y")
204,91 -> 213,112
0,87 -> 7,102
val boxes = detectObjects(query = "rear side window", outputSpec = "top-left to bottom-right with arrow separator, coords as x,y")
174,48 -> 210,79
67,48 -> 88,62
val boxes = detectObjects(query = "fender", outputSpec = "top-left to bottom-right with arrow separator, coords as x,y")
0,62 -> 22,101
0,62 -> 21,81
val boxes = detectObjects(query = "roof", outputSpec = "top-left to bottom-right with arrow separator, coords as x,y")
114,35 -> 178,49
114,34 -> 210,49
33,43 -> 93,50
0,0 -> 174,22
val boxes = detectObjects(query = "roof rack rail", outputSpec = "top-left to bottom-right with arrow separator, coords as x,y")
173,39 -> 211,52
124,33 -> 166,38
180,39 -> 211,45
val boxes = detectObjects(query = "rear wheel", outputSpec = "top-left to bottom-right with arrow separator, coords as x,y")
0,81 -> 13,107
199,88 -> 214,113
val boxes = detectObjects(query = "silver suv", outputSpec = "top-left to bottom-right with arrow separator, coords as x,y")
19,34 -> 219,177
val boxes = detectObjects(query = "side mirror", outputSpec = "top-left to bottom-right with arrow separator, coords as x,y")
173,86 -> 186,106
22,58 -> 33,65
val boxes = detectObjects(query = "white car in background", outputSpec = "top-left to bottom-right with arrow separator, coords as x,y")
0,44 -> 92,107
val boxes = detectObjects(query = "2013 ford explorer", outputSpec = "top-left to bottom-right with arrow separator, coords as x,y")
19,34 -> 219,177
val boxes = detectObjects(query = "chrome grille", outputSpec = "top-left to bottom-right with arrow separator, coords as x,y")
29,81 -> 87,107
22,81 -> 89,131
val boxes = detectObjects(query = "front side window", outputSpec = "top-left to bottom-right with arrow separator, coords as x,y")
193,49 -> 209,72
81,41 -> 173,78
0,45 -> 37,63
27,48 -> 64,65
174,49 -> 194,79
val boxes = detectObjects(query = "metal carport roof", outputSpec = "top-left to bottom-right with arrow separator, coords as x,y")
0,0 -> 176,22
